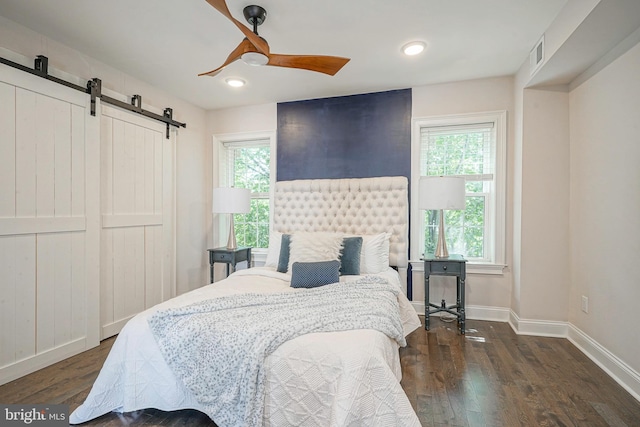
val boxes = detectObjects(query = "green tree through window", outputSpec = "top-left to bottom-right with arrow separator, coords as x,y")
421,124 -> 494,261
223,142 -> 270,249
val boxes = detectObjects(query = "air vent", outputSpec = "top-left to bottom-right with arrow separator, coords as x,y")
530,35 -> 545,76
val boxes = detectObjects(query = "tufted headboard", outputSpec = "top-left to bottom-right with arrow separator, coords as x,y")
273,176 -> 409,269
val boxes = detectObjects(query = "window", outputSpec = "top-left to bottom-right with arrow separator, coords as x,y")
412,112 -> 506,270
216,132 -> 275,251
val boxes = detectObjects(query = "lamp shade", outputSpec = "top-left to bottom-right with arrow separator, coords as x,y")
419,176 -> 466,210
212,187 -> 251,214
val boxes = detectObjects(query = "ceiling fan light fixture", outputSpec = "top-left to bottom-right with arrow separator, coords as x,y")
225,77 -> 246,87
402,41 -> 426,56
241,52 -> 269,66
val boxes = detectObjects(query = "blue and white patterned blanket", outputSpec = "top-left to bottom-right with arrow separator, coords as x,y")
147,275 -> 406,427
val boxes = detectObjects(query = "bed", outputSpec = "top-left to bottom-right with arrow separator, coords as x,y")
70,176 -> 422,426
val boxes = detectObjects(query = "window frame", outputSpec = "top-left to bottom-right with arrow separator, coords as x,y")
213,130 -> 276,260
410,111 -> 507,274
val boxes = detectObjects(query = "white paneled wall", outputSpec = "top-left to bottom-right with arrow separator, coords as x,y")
99,106 -> 174,339
0,65 -> 100,384
0,64 -> 175,384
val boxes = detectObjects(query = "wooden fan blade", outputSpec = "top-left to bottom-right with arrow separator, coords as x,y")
266,54 -> 350,76
204,0 -> 269,55
198,39 -> 255,76
198,67 -> 224,78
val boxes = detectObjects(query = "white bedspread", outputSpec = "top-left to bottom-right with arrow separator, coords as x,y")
70,267 -> 421,426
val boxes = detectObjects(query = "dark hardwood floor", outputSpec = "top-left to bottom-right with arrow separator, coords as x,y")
1,317 -> 639,426
400,318 -> 640,426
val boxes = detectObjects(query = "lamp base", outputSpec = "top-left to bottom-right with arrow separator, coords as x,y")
226,214 -> 238,250
434,209 -> 449,258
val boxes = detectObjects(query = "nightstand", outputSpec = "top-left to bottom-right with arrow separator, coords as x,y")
424,254 -> 467,334
207,247 -> 252,283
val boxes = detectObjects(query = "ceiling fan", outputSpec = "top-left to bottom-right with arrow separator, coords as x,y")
199,0 -> 350,77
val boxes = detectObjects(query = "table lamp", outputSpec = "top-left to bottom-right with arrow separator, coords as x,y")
419,176 -> 466,258
212,187 -> 251,250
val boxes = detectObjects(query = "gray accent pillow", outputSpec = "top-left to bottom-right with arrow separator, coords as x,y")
290,260 -> 340,288
277,234 -> 291,273
339,236 -> 363,275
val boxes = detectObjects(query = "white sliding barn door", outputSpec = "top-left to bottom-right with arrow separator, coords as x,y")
0,65 -> 100,384
100,105 -> 175,339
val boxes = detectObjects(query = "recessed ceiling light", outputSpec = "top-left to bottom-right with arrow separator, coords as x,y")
225,78 -> 246,88
402,41 -> 426,56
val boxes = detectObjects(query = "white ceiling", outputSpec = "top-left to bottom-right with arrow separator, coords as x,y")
0,0 -> 567,111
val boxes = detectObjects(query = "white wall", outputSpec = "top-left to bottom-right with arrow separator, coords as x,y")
207,103 -> 277,137
412,77 -> 515,314
509,0 -> 640,396
512,35 -> 572,331
536,0 -> 600,73
205,103 -> 277,277
519,88 -> 570,323
512,69 -> 526,318
569,40 -> 640,376
0,15 -> 209,295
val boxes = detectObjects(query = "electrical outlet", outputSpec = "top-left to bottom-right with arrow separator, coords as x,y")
581,296 -> 589,313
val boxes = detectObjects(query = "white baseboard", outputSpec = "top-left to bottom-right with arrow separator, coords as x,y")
568,324 -> 640,402
468,305 -> 511,322
410,302 -> 510,322
508,310 -> 569,337
101,316 -> 134,340
410,301 -> 423,315
0,338 -> 87,386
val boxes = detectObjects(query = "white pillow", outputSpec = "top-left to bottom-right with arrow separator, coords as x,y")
264,231 -> 283,268
359,232 -> 391,274
288,232 -> 344,273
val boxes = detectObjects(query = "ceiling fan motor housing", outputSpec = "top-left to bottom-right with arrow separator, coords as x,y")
243,5 -> 267,28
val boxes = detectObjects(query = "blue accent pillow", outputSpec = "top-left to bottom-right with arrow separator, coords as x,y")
290,260 -> 340,288
339,237 -> 363,275
277,234 -> 291,273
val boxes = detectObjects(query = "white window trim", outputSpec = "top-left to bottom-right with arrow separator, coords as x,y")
410,111 -> 507,274
212,130 -> 276,263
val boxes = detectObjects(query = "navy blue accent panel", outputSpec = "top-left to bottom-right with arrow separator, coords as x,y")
276,89 -> 411,181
